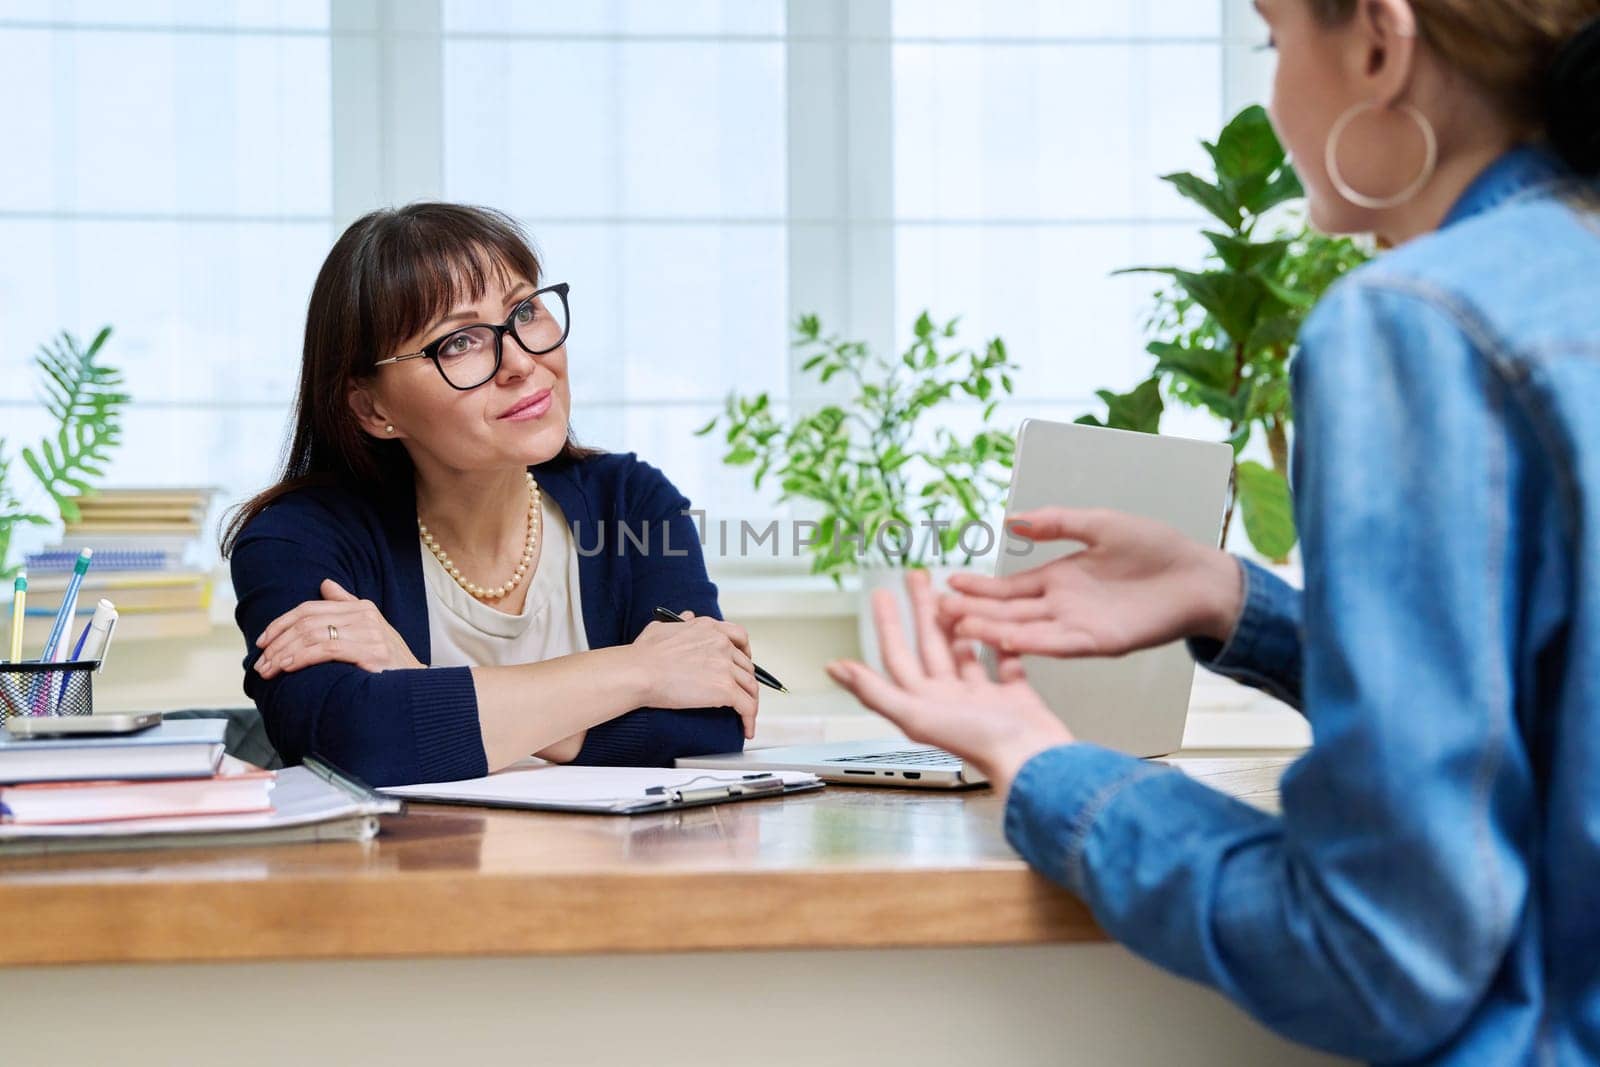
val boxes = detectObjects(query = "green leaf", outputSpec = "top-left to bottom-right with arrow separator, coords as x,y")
1180,381 -> 1248,422
18,327 -> 127,519
1156,268 -> 1264,344
692,416 -> 718,436
1082,378 -> 1164,434
1235,460 -> 1297,561
1205,105 -> 1284,210
85,325 -> 112,358
1252,165 -> 1305,215
1202,232 -> 1290,275
1246,378 -> 1291,420
1259,275 -> 1318,310
1245,313 -> 1301,353
780,473 -> 824,499
20,447 -> 49,490
1161,171 -> 1241,230
1147,341 -> 1233,392
1208,106 -> 1281,175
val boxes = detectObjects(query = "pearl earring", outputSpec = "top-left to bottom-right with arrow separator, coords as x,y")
385,425 -> 395,435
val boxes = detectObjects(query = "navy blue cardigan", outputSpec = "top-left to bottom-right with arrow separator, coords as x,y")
229,451 -> 744,787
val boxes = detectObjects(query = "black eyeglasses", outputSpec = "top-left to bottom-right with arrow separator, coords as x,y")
374,282 -> 571,391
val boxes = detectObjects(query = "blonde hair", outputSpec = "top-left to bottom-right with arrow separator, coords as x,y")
1309,0 -> 1600,171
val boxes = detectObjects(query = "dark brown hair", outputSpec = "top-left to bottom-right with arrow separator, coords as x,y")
1306,0 -> 1600,173
221,203 -> 601,556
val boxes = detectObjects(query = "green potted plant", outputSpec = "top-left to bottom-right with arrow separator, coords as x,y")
0,327 -> 129,579
698,312 -> 1019,666
1079,105 -> 1370,562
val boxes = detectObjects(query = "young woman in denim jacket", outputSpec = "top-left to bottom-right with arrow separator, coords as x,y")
828,1 -> 1600,1062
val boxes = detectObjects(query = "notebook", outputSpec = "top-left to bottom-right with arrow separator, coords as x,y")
0,759 -> 400,854
0,759 -> 275,825
382,761 -> 824,815
0,718 -> 227,785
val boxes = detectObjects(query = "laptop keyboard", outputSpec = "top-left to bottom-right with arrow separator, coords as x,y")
824,749 -> 963,768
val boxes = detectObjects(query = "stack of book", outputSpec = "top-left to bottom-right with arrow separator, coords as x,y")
0,719 -> 399,854
0,719 -> 269,821
23,487 -> 219,645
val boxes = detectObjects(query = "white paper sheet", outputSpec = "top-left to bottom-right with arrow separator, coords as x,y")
381,761 -> 820,812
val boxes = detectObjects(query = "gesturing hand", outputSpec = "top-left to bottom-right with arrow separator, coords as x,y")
254,579 -> 424,679
938,507 -> 1244,659
630,610 -> 760,739
825,569 -> 1073,798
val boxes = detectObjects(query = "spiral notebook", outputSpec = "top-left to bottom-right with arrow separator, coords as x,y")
382,761 -> 824,815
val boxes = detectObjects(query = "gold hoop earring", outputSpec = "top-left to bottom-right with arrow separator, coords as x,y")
1325,101 -> 1438,211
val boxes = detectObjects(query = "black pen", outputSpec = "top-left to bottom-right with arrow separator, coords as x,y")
652,605 -> 789,693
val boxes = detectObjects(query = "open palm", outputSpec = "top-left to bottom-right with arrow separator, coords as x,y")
825,568 -> 1073,796
937,507 -> 1243,659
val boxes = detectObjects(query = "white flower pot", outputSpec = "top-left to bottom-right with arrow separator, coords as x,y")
855,562 -> 974,673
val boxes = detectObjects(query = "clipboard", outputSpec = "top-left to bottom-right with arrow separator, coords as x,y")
380,763 -> 824,815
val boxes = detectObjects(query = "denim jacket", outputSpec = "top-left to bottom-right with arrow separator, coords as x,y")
1005,147 -> 1600,1065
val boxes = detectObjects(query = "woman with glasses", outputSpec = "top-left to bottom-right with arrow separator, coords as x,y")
829,0 -> 1600,1061
222,204 -> 757,788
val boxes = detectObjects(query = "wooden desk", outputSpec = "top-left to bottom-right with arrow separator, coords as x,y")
0,757 -> 1291,967
0,756 -> 1345,1066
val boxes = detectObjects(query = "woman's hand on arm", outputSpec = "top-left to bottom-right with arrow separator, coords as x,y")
628,612 -> 760,738
938,507 -> 1244,658
825,569 -> 1072,798
254,579 -> 424,679
472,614 -> 758,771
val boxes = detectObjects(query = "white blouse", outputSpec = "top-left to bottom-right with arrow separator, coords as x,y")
420,492 -> 590,668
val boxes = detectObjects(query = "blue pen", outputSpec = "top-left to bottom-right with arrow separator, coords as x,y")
40,549 -> 93,664
33,550 -> 92,717
68,617 -> 94,661
53,611 -> 99,715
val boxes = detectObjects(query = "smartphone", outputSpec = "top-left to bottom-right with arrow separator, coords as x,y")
5,712 -> 162,738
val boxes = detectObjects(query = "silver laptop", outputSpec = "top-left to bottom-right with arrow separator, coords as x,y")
678,419 -> 1234,789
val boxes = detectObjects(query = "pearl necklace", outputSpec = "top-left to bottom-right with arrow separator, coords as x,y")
418,472 -> 541,601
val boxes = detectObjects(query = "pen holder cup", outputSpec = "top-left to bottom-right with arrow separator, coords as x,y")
0,661 -> 100,730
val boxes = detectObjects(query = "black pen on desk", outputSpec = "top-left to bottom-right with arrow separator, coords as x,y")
652,605 -> 789,693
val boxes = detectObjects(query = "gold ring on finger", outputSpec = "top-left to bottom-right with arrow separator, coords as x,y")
328,624 -> 339,642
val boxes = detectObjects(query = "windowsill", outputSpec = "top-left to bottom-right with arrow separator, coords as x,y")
750,682 -> 1308,753
712,572 -> 860,619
